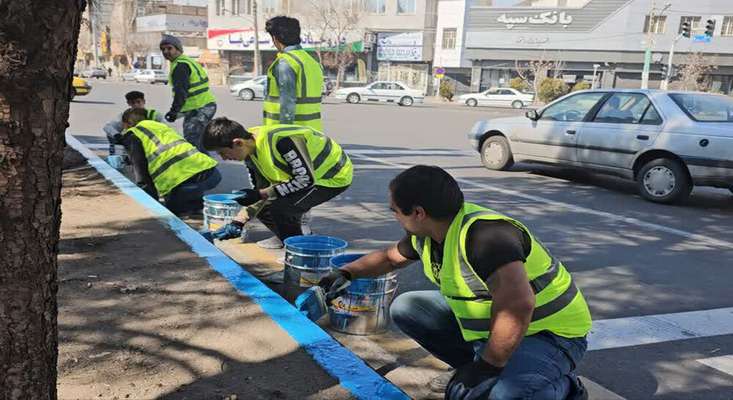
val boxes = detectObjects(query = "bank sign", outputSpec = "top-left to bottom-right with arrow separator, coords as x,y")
376,32 -> 423,62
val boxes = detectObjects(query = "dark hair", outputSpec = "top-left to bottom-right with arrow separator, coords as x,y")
389,165 -> 464,220
265,16 -> 301,46
203,117 -> 253,150
121,108 -> 148,126
125,91 -> 145,103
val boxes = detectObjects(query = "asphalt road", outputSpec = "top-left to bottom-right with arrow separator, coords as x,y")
69,80 -> 733,399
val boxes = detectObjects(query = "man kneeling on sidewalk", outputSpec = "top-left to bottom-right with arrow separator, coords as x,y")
121,108 -> 221,216
318,165 -> 592,400
202,118 -> 352,246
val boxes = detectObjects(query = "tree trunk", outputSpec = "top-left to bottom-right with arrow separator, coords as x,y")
0,1 -> 85,398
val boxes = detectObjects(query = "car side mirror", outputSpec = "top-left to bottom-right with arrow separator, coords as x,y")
526,110 -> 539,120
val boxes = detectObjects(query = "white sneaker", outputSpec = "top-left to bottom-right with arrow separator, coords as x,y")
256,236 -> 284,249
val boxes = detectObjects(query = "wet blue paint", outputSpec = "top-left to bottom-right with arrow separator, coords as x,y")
65,134 -> 409,400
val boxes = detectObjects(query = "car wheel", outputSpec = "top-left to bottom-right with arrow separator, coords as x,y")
466,98 -> 478,107
511,100 -> 524,109
637,158 -> 692,204
240,88 -> 255,101
480,135 -> 514,171
399,96 -> 414,107
346,93 -> 360,104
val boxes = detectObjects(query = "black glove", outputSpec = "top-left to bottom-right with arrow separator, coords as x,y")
233,189 -> 262,206
445,358 -> 503,400
317,269 -> 352,302
164,111 -> 177,123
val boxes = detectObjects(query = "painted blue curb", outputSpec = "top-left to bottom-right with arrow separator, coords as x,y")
65,133 -> 409,400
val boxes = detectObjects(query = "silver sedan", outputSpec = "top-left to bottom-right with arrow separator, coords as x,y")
467,89 -> 733,204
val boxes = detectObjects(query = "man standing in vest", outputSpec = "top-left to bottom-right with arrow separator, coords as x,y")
160,34 -> 217,154
318,165 -> 592,400
121,108 -> 221,216
201,118 -> 351,247
263,16 -> 323,131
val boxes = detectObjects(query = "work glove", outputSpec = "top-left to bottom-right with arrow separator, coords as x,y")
317,269 -> 352,302
164,111 -> 178,123
444,358 -> 503,400
232,188 -> 262,206
211,221 -> 244,241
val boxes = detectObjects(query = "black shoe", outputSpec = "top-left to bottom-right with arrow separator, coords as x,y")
566,376 -> 588,400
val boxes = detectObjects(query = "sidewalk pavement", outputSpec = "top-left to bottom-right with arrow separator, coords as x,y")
57,142 -> 406,399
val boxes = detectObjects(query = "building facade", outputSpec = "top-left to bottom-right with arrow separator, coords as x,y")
206,0 -> 439,91
460,0 -> 733,94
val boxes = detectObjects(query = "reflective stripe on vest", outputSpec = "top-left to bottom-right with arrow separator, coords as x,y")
263,49 -> 323,131
169,55 -> 216,113
129,121 -> 217,196
247,124 -> 352,189
412,203 -> 592,341
146,109 -> 158,121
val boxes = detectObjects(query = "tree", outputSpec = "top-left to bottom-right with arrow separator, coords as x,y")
515,55 -> 565,103
538,78 -> 569,103
672,52 -> 717,92
509,77 -> 530,92
439,79 -> 455,102
0,1 -> 86,397
306,0 -> 362,88
571,81 -> 592,92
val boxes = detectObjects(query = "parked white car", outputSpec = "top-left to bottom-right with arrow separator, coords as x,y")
135,69 -> 168,84
333,81 -> 424,106
467,89 -> 733,204
229,75 -> 266,101
458,87 -> 535,109
122,69 -> 142,81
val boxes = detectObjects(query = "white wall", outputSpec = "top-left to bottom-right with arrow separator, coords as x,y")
433,0 -> 468,68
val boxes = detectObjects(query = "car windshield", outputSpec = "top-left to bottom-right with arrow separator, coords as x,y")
669,93 -> 733,122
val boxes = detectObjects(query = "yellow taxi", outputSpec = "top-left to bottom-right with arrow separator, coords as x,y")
72,76 -> 92,99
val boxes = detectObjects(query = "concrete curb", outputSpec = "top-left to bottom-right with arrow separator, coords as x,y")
64,133 -> 409,400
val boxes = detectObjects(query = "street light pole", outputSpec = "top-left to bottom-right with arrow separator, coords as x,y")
592,64 -> 600,89
253,0 -> 261,76
661,33 -> 683,90
641,2 -> 670,89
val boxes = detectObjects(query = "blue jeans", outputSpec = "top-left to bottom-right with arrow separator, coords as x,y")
164,167 -> 221,215
390,290 -> 587,400
183,103 -> 216,154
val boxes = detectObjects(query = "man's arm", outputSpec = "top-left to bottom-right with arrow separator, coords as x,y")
124,133 -> 158,199
275,59 -> 297,124
265,137 -> 315,198
342,243 -> 415,279
481,262 -> 535,367
103,112 -> 125,143
169,63 -> 191,114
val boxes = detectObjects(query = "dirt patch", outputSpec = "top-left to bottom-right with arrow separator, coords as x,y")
57,165 -> 352,400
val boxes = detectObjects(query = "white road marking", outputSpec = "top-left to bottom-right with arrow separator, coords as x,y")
349,153 -> 733,250
579,376 -> 626,400
588,307 -> 733,351
697,355 -> 733,377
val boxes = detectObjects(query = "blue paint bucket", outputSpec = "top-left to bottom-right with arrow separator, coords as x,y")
283,235 -> 348,292
203,194 -> 242,232
107,155 -> 125,170
327,253 -> 399,335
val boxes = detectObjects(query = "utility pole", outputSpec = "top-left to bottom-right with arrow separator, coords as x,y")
253,0 -> 261,76
89,0 -> 100,68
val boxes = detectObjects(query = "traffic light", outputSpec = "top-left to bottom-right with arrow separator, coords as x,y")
681,21 -> 691,38
705,19 -> 716,37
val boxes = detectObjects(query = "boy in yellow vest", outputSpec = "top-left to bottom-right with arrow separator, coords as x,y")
201,118 -> 351,246
121,108 -> 221,216
318,165 -> 592,400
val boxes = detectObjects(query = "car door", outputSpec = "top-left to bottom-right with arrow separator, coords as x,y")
392,83 -> 407,102
577,93 -> 663,170
365,82 -> 385,102
480,89 -> 500,106
511,91 -> 607,163
497,89 -> 516,107
253,77 -> 266,98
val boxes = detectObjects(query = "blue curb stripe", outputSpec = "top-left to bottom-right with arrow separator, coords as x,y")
65,133 -> 409,400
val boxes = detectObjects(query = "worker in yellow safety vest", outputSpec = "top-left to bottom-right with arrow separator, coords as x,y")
317,165 -> 593,400
159,34 -> 217,154
263,16 -> 324,131
121,108 -> 221,216
201,118 -> 351,247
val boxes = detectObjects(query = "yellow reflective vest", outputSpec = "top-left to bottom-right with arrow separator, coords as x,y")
127,120 -> 217,196
412,202 -> 592,342
248,124 -> 351,189
169,55 -> 216,112
263,49 -> 323,131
